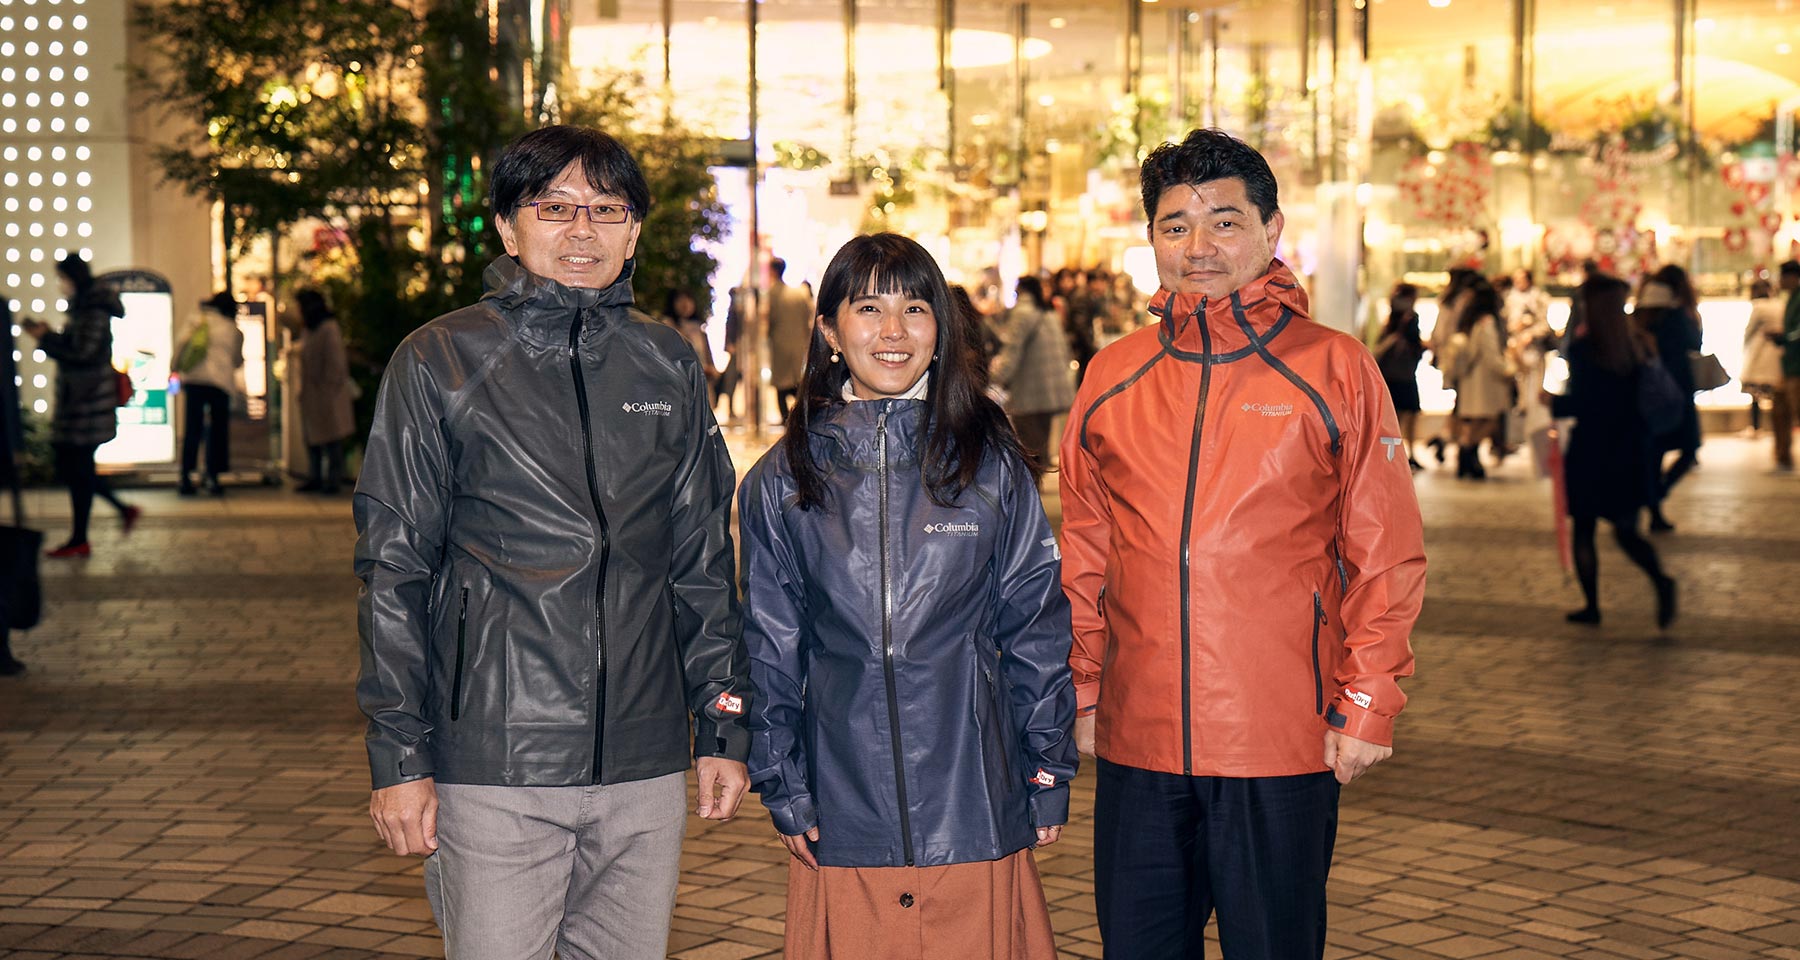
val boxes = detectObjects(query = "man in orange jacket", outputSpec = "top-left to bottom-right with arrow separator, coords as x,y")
1060,128 -> 1427,958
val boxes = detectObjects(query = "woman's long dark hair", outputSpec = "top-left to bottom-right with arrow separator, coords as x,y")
1015,275 -> 1050,312
1385,283 -> 1421,346
781,234 -> 1035,510
1455,278 -> 1501,335
1579,274 -> 1643,375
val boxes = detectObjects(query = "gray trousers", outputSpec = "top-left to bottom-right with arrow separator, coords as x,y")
425,773 -> 687,960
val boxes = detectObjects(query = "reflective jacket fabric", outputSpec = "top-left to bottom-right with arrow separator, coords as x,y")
1059,262 -> 1425,778
740,398 -> 1077,868
355,256 -> 751,791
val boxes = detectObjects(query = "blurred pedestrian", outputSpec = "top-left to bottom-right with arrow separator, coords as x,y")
18,254 -> 139,558
354,125 -> 749,960
1424,267 -> 1479,466
1742,279 -> 1784,444
295,290 -> 355,494
1770,261 -> 1800,471
767,256 -> 814,421
1549,274 -> 1676,628
1064,129 -> 1425,958
661,287 -> 720,404
990,275 -> 1075,471
1064,272 -> 1108,385
1,296 -> 26,676
740,233 -> 1072,960
174,291 -> 245,496
717,285 -> 747,421
1634,265 -> 1702,531
1444,277 -> 1512,480
1375,282 -> 1425,470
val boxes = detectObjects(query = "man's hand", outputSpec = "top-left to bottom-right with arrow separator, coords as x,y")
1034,825 -> 1063,847
1323,730 -> 1392,785
780,826 -> 820,870
1074,714 -> 1096,756
370,778 -> 438,856
695,757 -> 749,820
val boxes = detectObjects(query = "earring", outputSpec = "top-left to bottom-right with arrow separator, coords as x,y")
830,351 -> 841,363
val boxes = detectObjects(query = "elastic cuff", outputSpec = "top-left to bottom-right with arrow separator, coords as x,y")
1028,787 -> 1070,828
1075,681 -> 1100,714
1325,698 -> 1395,746
769,795 -> 818,837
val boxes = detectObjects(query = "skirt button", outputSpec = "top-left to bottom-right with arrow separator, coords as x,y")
899,892 -> 915,908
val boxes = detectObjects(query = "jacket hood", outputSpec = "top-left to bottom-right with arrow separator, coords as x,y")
75,285 -> 126,320
480,255 -> 637,344
805,396 -> 927,468
1150,260 -> 1310,356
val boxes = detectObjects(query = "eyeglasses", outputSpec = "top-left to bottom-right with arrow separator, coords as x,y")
524,201 -> 634,224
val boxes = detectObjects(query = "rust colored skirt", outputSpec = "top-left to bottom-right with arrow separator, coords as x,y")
784,849 -> 1058,960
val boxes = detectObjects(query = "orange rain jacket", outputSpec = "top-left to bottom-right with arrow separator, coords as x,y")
1059,262 -> 1426,778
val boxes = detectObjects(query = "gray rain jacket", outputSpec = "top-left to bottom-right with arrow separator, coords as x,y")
355,256 -> 750,790
740,398 -> 1077,868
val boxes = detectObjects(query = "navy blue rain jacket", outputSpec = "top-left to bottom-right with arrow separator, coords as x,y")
740,398 -> 1077,868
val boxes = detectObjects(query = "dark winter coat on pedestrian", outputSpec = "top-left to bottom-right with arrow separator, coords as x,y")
354,255 -> 752,792
1637,304 -> 1702,455
299,318 -> 356,446
740,398 -> 1077,868
1552,338 -> 1656,520
39,286 -> 123,447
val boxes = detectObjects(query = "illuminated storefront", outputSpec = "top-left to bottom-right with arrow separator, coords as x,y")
561,0 -> 1797,411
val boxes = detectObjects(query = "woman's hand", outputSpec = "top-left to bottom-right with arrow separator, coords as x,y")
1035,825 -> 1063,847
20,318 -> 48,340
780,826 -> 821,870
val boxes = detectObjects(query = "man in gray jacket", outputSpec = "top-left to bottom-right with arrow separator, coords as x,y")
355,125 -> 752,960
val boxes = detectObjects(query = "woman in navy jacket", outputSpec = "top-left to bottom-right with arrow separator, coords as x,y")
740,234 -> 1076,959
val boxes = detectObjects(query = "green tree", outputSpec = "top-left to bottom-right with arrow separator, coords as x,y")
132,0 -> 427,249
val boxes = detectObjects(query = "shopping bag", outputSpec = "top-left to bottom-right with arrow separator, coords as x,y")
1688,351 -> 1729,392
0,483 -> 42,631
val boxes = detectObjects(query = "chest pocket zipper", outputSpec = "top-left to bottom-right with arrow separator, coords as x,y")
451,587 -> 470,721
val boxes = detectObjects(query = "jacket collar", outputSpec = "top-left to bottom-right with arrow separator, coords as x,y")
480,255 -> 638,346
1150,260 -> 1310,356
806,397 -> 926,467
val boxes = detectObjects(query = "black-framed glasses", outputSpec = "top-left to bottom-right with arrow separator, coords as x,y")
524,201 -> 634,224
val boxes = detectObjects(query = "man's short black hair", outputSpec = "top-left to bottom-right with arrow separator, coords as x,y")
1781,259 -> 1800,280
490,125 -> 651,224
770,257 -> 788,279
1139,128 -> 1279,225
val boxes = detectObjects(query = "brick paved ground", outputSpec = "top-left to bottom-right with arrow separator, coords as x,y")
2,431 -> 1797,959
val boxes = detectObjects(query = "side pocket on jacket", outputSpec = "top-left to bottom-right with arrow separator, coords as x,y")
1311,592 -> 1326,716
450,588 -> 470,722
975,639 -> 1014,785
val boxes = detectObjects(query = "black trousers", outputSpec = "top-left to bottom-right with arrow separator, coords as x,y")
1094,758 -> 1340,960
181,384 -> 231,479
52,442 -> 126,544
307,441 -> 345,490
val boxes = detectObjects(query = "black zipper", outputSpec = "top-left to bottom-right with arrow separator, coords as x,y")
876,405 -> 916,866
569,311 -> 612,784
980,651 -> 1013,783
1311,592 -> 1326,715
451,587 -> 470,721
1176,298 -> 1213,776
